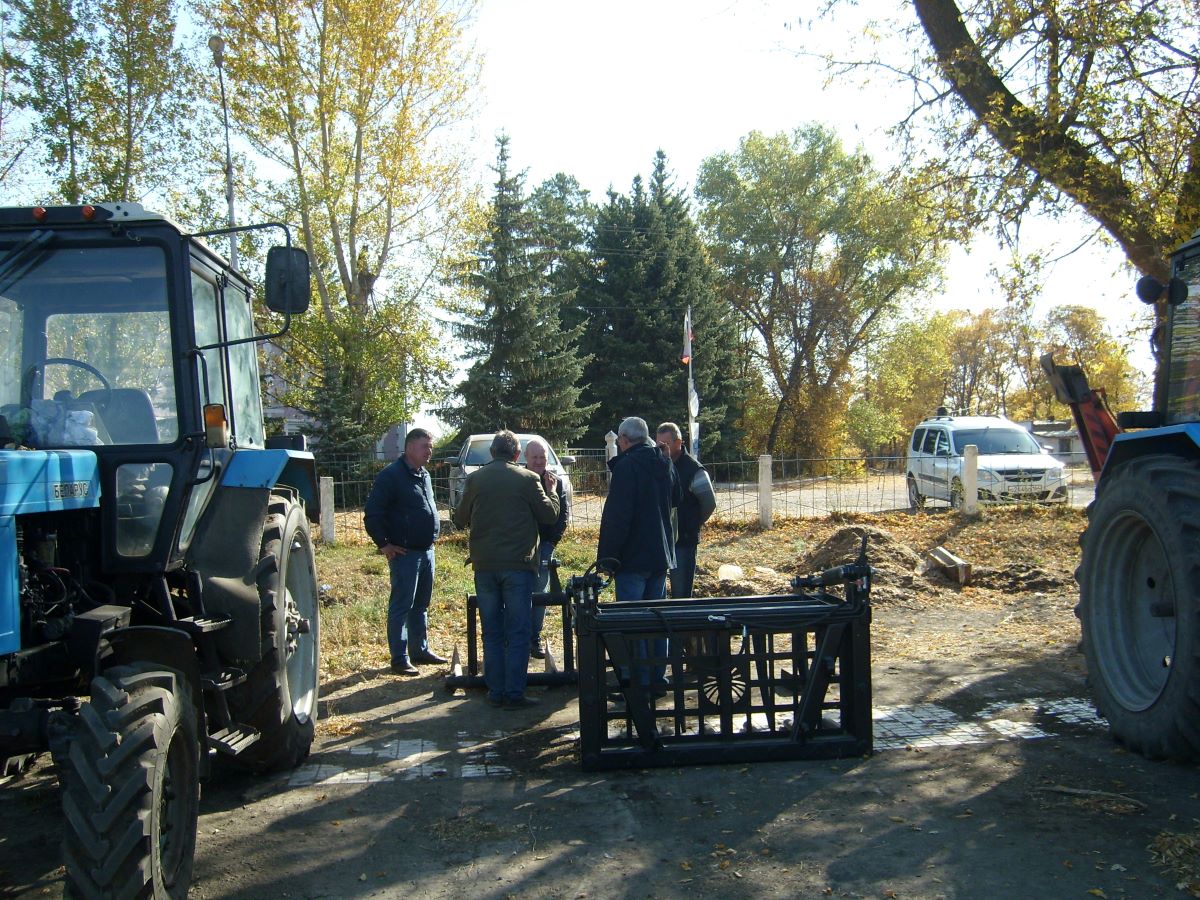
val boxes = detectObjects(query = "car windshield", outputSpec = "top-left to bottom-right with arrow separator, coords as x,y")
462,436 -> 560,467
951,428 -> 1041,455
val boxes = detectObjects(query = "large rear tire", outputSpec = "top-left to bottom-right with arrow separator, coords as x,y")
225,493 -> 320,771
61,664 -> 200,898
1077,454 -> 1200,759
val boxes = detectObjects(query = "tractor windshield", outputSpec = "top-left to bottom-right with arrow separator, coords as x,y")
0,240 -> 178,448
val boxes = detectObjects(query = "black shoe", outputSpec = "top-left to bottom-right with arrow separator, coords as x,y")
411,649 -> 447,665
485,694 -> 504,708
529,644 -> 546,660
390,661 -> 420,676
503,695 -> 540,710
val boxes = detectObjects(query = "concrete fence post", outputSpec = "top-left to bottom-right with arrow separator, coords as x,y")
758,454 -> 773,529
604,431 -> 618,486
319,476 -> 335,544
962,445 -> 979,515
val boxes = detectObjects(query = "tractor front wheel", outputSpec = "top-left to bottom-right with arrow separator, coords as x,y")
1077,454 -> 1200,760
61,664 -> 200,898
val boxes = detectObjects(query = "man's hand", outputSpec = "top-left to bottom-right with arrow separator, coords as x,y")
378,542 -> 407,561
541,470 -> 558,494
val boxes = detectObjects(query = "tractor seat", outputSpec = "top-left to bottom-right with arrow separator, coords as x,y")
79,388 -> 159,444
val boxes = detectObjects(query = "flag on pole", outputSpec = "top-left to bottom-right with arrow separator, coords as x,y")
681,305 -> 693,365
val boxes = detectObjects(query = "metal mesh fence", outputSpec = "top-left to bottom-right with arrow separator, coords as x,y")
317,449 -> 1096,545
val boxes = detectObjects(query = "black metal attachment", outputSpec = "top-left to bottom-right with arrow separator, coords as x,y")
443,559 -> 577,689
575,548 -> 873,771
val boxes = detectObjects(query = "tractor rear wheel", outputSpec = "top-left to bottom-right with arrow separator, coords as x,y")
225,492 -> 320,771
1077,454 -> 1200,759
61,664 -> 200,898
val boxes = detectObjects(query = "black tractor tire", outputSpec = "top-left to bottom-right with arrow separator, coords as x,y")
225,492 -> 320,772
1077,454 -> 1200,760
907,475 -> 925,511
61,664 -> 200,899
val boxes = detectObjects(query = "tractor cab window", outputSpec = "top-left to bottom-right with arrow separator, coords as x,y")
189,270 -> 264,448
0,242 -> 178,448
224,281 -> 264,448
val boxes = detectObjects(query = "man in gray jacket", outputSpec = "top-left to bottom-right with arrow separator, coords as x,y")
452,430 -> 560,709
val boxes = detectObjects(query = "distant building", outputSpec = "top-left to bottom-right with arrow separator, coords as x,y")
1024,420 -> 1085,459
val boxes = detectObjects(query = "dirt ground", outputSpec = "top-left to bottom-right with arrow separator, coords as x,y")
4,507 -> 1200,898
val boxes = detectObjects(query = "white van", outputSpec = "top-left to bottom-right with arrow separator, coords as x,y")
906,413 -> 1068,509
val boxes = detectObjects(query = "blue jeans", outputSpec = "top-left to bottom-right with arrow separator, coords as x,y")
614,571 -> 668,686
475,569 -> 535,701
530,541 -> 556,649
387,547 -> 434,664
669,542 -> 698,599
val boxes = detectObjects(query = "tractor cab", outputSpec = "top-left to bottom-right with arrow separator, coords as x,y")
0,203 -> 308,569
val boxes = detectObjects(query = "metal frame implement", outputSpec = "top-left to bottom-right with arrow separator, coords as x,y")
570,539 -> 874,771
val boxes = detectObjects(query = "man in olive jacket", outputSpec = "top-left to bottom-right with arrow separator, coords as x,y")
452,430 -> 560,709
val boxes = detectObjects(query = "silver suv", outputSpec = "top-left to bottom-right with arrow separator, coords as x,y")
448,432 -> 574,509
906,413 -> 1068,509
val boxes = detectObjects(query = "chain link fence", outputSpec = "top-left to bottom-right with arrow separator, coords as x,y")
317,448 -> 1095,546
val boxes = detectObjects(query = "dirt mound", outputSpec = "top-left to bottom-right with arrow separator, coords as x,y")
802,525 -> 923,580
970,563 -> 1072,593
691,563 -> 792,597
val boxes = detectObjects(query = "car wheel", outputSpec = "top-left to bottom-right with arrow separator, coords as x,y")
907,475 -> 925,511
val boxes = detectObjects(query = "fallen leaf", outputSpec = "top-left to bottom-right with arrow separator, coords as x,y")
888,816 -> 906,823
680,861 -> 692,871
1087,890 -> 1107,898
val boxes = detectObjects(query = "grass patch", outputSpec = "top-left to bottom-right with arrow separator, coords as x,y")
316,528 -> 602,678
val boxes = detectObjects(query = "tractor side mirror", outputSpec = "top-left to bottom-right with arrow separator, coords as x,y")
265,246 -> 311,315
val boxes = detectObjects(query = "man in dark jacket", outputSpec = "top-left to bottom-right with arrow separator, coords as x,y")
657,422 -> 716,599
452,430 -> 560,709
363,428 -> 445,676
598,417 -> 682,689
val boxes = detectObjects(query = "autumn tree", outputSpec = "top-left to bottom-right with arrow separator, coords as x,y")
853,313 -> 957,456
696,126 -> 946,457
7,0 -> 191,201
1043,305 -> 1149,411
202,0 -> 476,451
813,0 -> 1200,405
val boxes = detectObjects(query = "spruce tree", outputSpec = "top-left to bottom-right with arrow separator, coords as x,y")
442,137 -> 595,445
577,151 -> 745,455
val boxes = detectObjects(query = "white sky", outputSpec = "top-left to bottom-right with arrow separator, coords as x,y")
416,0 -> 1154,436
464,0 -> 1149,342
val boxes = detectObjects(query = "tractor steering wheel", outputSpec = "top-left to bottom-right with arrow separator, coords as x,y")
39,357 -> 113,412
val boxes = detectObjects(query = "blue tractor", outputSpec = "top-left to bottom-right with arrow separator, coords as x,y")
1046,225 -> 1200,760
0,203 -> 320,896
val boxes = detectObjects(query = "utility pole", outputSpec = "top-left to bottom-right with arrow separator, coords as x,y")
208,35 -> 237,270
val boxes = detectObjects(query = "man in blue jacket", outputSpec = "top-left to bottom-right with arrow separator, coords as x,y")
598,417 -> 682,688
364,428 -> 446,675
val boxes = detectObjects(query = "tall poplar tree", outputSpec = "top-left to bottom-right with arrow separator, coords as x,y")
9,0 -> 189,202
578,151 -> 745,455
442,136 -> 594,445
204,0 -> 475,451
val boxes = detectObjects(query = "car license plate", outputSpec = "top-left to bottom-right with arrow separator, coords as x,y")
1007,481 -> 1041,494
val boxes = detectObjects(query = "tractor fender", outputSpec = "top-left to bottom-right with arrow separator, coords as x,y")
221,450 -> 319,522
1102,424 -> 1200,479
